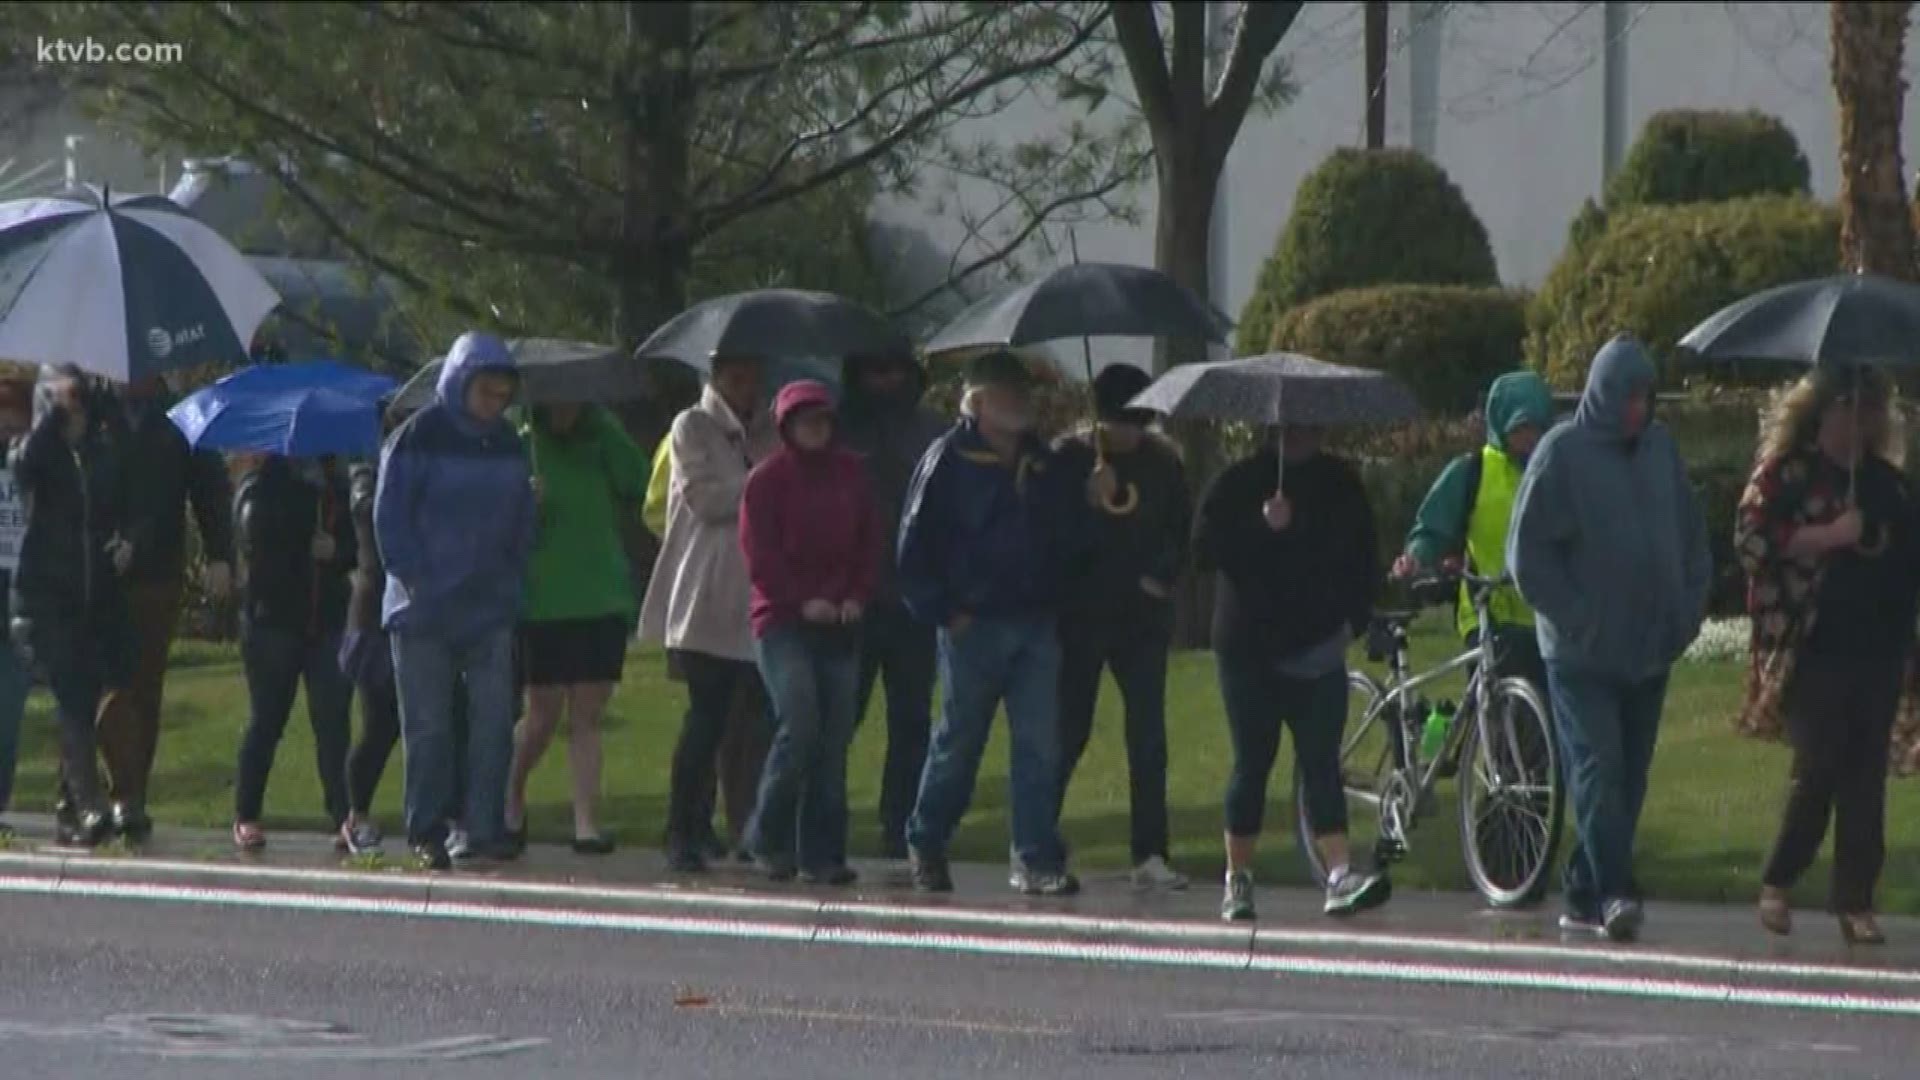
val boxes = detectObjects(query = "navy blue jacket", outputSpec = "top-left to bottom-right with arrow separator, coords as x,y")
895,418 -> 1090,627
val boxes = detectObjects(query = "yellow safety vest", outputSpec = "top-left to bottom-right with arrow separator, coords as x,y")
643,437 -> 672,537
1457,443 -> 1534,639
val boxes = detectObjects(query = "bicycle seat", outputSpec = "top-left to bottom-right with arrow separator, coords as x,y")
1372,609 -> 1419,630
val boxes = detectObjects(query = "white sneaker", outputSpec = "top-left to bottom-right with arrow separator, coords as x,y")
1131,856 -> 1190,892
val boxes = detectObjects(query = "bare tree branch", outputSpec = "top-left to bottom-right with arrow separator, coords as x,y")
1205,1 -> 1303,159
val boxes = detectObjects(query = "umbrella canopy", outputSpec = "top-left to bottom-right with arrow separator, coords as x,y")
0,189 -> 281,382
1679,273 -> 1920,371
1128,353 -> 1420,428
168,359 -> 397,457
387,338 -> 643,415
635,289 -> 911,375
923,262 -> 1232,361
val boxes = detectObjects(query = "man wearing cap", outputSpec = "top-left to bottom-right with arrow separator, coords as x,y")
1051,363 -> 1190,892
896,350 -> 1095,896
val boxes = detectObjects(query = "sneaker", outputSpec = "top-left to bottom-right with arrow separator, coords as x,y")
340,818 -> 384,856
570,834 -> 615,857
1558,910 -> 1606,936
1603,898 -> 1644,943
111,803 -> 153,843
61,810 -> 113,848
231,821 -> 267,852
1131,856 -> 1190,892
800,865 -> 859,887
910,849 -> 953,893
1010,868 -> 1081,897
667,847 -> 709,874
1222,871 -> 1257,923
1323,868 -> 1392,918
445,830 -> 473,862
411,839 -> 452,871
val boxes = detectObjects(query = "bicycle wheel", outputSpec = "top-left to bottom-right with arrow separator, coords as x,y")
1456,675 -> 1562,908
1294,669 -> 1396,887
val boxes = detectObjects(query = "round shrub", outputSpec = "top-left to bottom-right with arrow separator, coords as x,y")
1238,149 -> 1499,355
1605,110 -> 1811,210
1525,195 -> 1839,388
1267,284 -> 1528,414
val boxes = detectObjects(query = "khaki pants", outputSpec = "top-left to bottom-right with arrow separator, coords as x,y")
94,575 -> 184,809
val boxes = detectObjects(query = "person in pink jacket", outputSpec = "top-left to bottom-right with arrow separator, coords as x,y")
738,380 -> 883,883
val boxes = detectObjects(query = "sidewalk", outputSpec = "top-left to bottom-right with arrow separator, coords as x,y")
3,814 -> 1918,1014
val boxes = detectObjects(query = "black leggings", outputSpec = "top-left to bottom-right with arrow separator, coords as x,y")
666,650 -> 763,851
348,672 -> 401,816
1216,654 -> 1348,838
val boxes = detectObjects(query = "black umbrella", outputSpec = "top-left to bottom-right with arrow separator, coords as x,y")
923,262 -> 1233,360
1679,272 -> 1920,371
1129,352 -> 1420,486
633,289 -> 912,375
387,338 -> 637,414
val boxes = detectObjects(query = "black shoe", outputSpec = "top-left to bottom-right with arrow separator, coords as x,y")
910,850 -> 953,893
1603,898 -> 1644,943
111,803 -> 154,843
667,847 -> 709,874
506,826 -> 529,858
800,865 -> 858,887
59,810 -> 112,848
570,834 -> 615,856
758,855 -> 798,883
1010,868 -> 1081,897
411,840 -> 452,871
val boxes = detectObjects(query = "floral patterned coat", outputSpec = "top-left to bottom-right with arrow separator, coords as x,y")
1733,447 -> 1920,776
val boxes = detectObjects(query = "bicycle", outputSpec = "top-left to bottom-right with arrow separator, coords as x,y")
1292,570 -> 1564,908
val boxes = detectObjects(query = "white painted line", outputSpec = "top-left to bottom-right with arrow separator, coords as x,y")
7,874 -> 1920,1019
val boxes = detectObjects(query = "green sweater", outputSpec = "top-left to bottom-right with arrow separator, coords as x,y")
521,407 -> 652,622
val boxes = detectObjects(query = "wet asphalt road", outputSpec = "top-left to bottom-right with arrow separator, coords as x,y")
0,892 -> 1910,1079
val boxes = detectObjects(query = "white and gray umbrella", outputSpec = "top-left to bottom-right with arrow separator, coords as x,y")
0,188 -> 281,382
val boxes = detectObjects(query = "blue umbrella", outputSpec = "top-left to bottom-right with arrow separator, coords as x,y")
0,188 -> 282,382
168,359 -> 398,457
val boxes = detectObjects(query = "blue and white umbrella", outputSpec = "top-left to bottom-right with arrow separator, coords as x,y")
0,188 -> 282,382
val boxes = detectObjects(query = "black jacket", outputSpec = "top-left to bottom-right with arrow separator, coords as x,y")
1194,450 -> 1377,660
109,392 -> 234,584
345,462 -> 383,636
839,357 -> 947,607
1052,427 -> 1190,617
235,458 -> 356,637
8,389 -> 132,663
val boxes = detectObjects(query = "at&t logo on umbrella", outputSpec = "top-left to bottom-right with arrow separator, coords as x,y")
146,324 -> 207,359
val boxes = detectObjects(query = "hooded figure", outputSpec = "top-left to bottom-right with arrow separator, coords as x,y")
374,331 -> 537,868
8,363 -> 135,846
1507,335 -> 1710,942
736,380 -> 882,881
838,352 -> 947,858
1402,370 -> 1555,644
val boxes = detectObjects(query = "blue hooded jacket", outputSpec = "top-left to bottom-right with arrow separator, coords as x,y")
895,418 -> 1090,626
1506,336 -> 1711,680
374,332 -> 536,641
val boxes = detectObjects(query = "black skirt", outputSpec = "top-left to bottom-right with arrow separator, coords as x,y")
519,616 -> 632,687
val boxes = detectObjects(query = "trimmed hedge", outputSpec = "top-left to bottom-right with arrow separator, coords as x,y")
1238,149 -> 1498,355
1267,284 -> 1527,415
1605,110 -> 1811,210
1525,195 -> 1839,388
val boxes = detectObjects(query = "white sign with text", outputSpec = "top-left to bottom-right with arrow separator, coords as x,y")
0,469 -> 22,572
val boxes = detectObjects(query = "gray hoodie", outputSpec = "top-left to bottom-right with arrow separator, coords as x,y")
1506,336 -> 1711,681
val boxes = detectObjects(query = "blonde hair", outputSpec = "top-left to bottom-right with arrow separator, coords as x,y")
1758,365 -> 1903,467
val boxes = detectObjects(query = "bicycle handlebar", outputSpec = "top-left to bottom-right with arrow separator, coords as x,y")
1408,569 -> 1509,594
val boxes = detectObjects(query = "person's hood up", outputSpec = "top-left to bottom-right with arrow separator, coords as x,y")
435,331 -> 517,432
774,379 -> 838,448
841,352 -> 926,418
31,363 -> 87,427
1484,371 -> 1554,453
1573,335 -> 1656,440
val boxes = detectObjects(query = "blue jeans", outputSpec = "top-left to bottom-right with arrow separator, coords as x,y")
1546,662 -> 1669,918
0,643 -> 30,814
907,614 -> 1067,873
749,624 -> 860,870
392,627 -> 516,847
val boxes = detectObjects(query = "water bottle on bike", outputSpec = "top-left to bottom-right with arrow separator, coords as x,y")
1419,700 -> 1456,762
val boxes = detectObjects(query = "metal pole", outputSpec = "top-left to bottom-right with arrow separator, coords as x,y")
1602,1 -> 1629,182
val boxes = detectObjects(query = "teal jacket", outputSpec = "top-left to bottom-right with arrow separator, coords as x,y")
1405,371 -> 1555,567
1507,336 -> 1711,679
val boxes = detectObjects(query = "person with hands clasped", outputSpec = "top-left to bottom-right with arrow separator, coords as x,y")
738,381 -> 882,885
1195,425 -> 1385,922
1735,364 -> 1920,946
897,350 -> 1093,897
8,365 -> 137,847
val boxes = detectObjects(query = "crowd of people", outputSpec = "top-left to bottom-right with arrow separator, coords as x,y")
0,330 -> 1909,942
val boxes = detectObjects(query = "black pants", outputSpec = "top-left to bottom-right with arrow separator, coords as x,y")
1056,599 -> 1173,864
348,669 -> 401,816
667,650 -> 764,853
1216,653 -> 1348,838
236,625 -> 353,827
1762,652 -> 1901,913
854,598 -> 936,857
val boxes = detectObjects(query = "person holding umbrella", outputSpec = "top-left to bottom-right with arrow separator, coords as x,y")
8,364 -> 136,847
839,350 -> 947,863
1051,362 -> 1191,891
1507,335 -> 1711,943
375,332 -> 537,870
896,350 -> 1094,897
229,452 -> 356,850
503,400 -> 653,855
1735,364 -> 1918,945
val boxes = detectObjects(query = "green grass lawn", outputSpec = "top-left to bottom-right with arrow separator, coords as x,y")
13,623 -> 1920,913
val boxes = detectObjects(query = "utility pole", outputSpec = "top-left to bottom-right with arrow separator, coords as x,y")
1364,0 -> 1389,149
